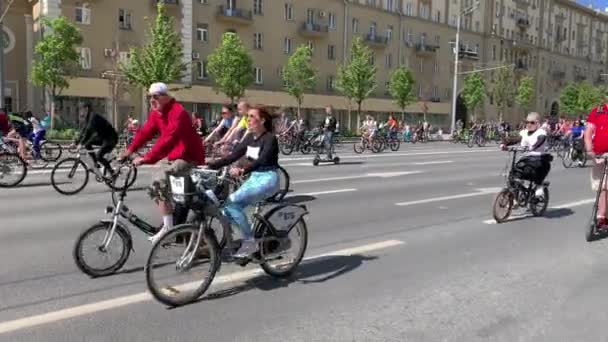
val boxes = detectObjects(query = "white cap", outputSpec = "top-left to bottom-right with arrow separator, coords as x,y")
148,82 -> 169,96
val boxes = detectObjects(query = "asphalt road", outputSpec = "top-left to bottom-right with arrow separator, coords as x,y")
0,142 -> 606,341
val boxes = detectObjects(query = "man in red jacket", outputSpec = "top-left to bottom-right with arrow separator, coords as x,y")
121,82 -> 205,243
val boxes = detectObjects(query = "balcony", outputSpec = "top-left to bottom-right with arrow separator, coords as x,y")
511,38 -> 533,51
552,70 -> 565,80
430,97 -> 441,103
364,34 -> 389,48
555,13 -> 566,22
516,18 -> 530,29
513,0 -> 530,8
216,5 -> 253,25
156,0 -> 178,4
456,44 -> 478,60
415,42 -> 439,55
298,23 -> 329,39
515,60 -> 528,71
574,72 -> 587,81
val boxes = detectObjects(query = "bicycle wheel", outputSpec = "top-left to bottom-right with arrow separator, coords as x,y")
530,187 -> 549,217
492,189 -> 514,223
300,144 -> 312,155
389,138 -> 400,151
269,166 -> 290,202
146,224 -> 220,307
0,152 -> 27,187
73,221 -> 132,277
371,140 -> 383,153
353,142 -> 365,154
562,149 -> 574,168
280,142 -> 294,156
39,141 -> 62,162
260,219 -> 308,278
51,158 -> 89,195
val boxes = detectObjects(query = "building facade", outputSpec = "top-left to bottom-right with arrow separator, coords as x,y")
4,0 -> 608,130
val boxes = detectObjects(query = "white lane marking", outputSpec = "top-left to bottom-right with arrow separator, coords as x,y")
279,149 -> 495,162
412,161 -> 454,166
483,198 -> 595,224
280,162 -> 313,167
0,239 -> 404,335
395,188 -> 500,206
293,171 -> 423,184
301,188 -> 357,196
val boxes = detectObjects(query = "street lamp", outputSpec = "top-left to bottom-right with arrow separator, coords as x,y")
450,0 -> 480,134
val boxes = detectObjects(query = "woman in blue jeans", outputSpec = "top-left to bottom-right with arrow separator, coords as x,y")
207,106 -> 280,258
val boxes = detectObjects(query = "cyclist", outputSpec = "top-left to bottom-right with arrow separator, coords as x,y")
387,114 -> 398,139
567,119 -> 586,166
120,82 -> 205,243
25,111 -> 46,161
72,103 -> 119,176
204,104 -> 235,145
321,106 -> 337,160
0,109 -> 9,139
221,101 -> 250,145
501,112 -> 552,197
585,101 -> 608,230
207,105 -> 280,258
7,112 -> 32,161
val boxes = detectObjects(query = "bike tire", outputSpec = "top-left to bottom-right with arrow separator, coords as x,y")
106,162 -> 138,192
492,189 -> 514,223
530,187 -> 549,217
477,138 -> 486,147
353,142 -> 365,154
371,140 -> 383,153
561,149 -> 574,168
40,141 -> 62,162
389,139 -> 401,151
51,158 -> 90,195
146,224 -> 221,307
300,144 -> 312,155
0,152 -> 27,187
73,221 -> 132,277
467,137 -> 475,148
260,218 -> 308,278
280,143 -> 294,156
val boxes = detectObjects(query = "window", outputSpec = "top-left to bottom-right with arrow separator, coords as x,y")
385,81 -> 391,94
197,24 -> 209,42
197,61 -> 209,79
118,9 -> 132,30
433,86 -> 439,98
307,41 -> 315,55
385,53 -> 393,68
75,3 -> 91,25
328,44 -> 335,60
284,37 -> 292,54
450,15 -> 457,26
387,26 -> 393,40
405,2 -> 412,16
118,51 -> 130,64
370,22 -> 377,36
352,18 -> 359,33
435,10 -> 441,23
253,32 -> 263,49
200,0 -> 208,4
254,67 -> 263,84
284,3 -> 293,20
420,4 -> 429,19
433,60 -> 439,73
328,12 -> 336,29
327,75 -> 335,91
386,0 -> 394,11
76,47 -> 91,69
419,58 -> 423,72
418,83 -> 423,97
475,21 -> 480,32
253,0 -> 263,15
306,9 -> 314,25
435,35 -> 440,44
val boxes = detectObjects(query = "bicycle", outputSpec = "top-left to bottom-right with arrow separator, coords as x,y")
145,167 -> 308,306
561,139 -> 587,168
2,136 -> 62,163
492,147 -> 552,223
50,148 -> 137,195
585,153 -> 608,242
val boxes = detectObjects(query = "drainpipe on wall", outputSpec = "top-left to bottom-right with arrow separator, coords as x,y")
343,0 -> 352,132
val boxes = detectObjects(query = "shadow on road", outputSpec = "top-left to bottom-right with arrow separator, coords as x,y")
201,254 -> 378,302
544,208 -> 575,219
16,181 -> 65,188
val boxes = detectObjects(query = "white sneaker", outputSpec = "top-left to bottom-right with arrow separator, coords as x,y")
148,226 -> 170,244
535,187 -> 545,198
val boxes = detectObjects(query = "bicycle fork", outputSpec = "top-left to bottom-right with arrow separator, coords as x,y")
102,200 -> 123,251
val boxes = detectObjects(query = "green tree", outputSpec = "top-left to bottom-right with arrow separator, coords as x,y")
207,32 -> 254,103
560,81 -> 603,117
491,65 -> 516,122
337,37 -> 377,126
515,76 -> 535,113
389,66 -> 416,116
30,17 -> 83,129
282,45 -> 316,116
461,73 -> 486,122
122,3 -> 187,90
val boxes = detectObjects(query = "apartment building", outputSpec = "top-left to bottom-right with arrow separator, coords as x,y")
4,0 -> 608,130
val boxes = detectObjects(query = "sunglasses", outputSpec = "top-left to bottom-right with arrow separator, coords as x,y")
526,121 -> 537,124
221,111 -> 229,115
151,94 -> 166,100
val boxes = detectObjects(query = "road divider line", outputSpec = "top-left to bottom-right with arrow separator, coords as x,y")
395,188 -> 500,206
412,161 -> 454,166
301,188 -> 357,196
279,149 -> 495,162
0,239 -> 404,335
293,171 -> 422,184
483,198 -> 595,224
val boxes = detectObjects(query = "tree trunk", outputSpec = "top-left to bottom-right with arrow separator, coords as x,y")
297,100 -> 301,117
357,102 -> 362,134
50,88 -> 56,131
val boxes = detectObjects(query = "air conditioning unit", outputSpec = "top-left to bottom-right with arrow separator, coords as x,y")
104,49 -> 115,57
318,11 -> 326,18
192,52 -> 200,60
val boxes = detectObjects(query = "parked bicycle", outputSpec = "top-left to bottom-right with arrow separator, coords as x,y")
50,148 -> 137,195
145,167 -> 308,306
